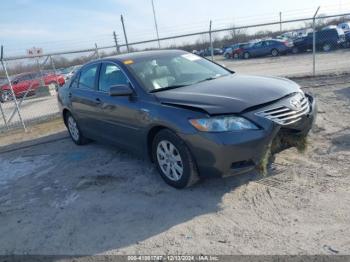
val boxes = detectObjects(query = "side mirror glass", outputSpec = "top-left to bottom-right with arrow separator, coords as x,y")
109,84 -> 133,96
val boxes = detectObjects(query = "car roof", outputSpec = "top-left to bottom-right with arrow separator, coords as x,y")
103,49 -> 188,63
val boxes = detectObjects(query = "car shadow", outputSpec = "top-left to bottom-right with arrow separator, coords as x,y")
0,133 -> 276,257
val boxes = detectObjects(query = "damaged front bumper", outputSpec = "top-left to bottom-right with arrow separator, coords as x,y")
179,93 -> 317,178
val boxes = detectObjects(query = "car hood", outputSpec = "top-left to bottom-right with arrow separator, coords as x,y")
154,74 -> 301,114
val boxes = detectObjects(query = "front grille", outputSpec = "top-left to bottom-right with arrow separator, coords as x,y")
256,93 -> 310,126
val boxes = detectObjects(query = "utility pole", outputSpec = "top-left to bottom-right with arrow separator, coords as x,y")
113,31 -> 120,54
121,15 -> 130,53
209,20 -> 214,61
279,12 -> 282,32
151,0 -> 161,48
312,6 -> 320,76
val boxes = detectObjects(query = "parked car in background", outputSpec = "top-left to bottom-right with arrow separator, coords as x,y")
239,39 -> 293,59
278,28 -> 313,40
292,27 -> 346,53
0,72 -> 65,102
345,31 -> 350,47
58,50 -> 316,188
59,65 -> 81,80
338,22 -> 350,33
0,77 -> 6,86
198,48 -> 223,57
223,43 -> 250,59
277,31 -> 298,40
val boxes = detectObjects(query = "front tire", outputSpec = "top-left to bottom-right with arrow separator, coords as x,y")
65,112 -> 89,145
322,43 -> 332,52
0,90 -> 12,103
152,129 -> 199,188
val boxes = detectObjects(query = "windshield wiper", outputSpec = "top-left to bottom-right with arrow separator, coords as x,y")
194,75 -> 226,85
149,84 -> 189,93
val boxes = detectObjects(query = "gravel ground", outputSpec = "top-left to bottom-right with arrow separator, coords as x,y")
0,75 -> 349,256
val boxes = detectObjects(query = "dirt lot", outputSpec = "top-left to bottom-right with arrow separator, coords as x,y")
0,75 -> 349,256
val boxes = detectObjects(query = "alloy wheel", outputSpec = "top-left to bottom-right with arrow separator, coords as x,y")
1,91 -> 11,102
271,49 -> 279,56
323,43 -> 331,52
67,115 -> 80,141
156,140 -> 184,181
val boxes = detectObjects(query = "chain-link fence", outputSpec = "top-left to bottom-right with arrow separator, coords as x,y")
1,12 -> 350,133
0,47 -> 103,132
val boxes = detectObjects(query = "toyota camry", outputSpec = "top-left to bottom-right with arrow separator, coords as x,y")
58,50 -> 316,188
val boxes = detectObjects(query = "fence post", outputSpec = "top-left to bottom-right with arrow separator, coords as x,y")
209,20 -> 214,61
312,6 -> 320,77
0,46 -> 26,131
279,12 -> 282,32
0,46 -> 8,130
113,31 -> 120,54
0,101 -> 8,130
49,55 -> 60,92
95,43 -> 101,59
121,15 -> 130,53
36,57 -> 46,88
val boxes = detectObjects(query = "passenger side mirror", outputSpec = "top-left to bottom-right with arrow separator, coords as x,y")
109,84 -> 133,96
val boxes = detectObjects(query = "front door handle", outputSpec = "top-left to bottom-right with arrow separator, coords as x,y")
95,98 -> 101,105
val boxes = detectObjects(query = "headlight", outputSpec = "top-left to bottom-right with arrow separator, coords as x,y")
189,116 -> 259,132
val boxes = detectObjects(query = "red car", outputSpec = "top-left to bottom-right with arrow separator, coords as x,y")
0,72 -> 65,102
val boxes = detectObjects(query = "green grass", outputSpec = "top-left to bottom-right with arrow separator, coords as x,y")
257,134 -> 308,176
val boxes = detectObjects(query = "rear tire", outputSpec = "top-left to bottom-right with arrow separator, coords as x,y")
243,52 -> 250,59
271,49 -> 279,57
292,47 -> 299,54
152,129 -> 199,188
65,112 -> 90,145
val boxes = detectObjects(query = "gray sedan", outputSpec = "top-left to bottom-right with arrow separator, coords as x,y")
58,50 -> 316,188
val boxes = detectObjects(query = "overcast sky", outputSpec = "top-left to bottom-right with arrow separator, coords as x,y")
0,0 -> 349,56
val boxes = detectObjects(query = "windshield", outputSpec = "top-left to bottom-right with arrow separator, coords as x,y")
127,53 -> 232,92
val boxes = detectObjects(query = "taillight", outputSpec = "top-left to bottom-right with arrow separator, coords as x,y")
284,41 -> 293,47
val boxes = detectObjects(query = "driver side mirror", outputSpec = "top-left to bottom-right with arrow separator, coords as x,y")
109,84 -> 133,96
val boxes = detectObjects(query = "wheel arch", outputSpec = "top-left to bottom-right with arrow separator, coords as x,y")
62,108 -> 70,127
147,125 -> 168,162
